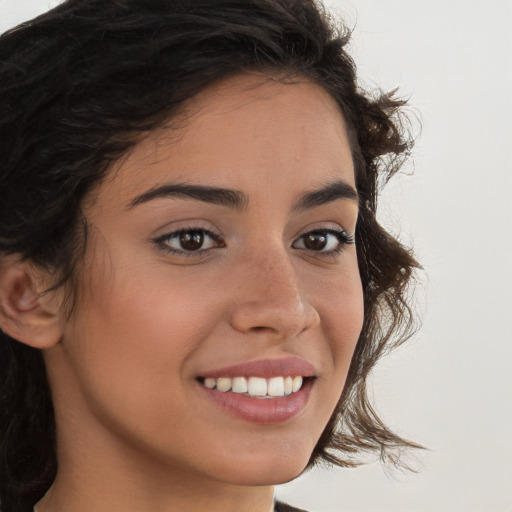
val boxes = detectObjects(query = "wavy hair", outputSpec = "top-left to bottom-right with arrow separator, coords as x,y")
0,0 -> 421,510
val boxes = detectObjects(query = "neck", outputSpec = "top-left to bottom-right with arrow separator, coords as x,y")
35,426 -> 275,512
35,475 -> 275,512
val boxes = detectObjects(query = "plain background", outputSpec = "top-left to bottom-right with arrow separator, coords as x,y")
1,1 -> 511,511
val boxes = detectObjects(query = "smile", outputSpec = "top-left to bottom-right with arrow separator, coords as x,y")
200,376 -> 305,398
196,357 -> 316,424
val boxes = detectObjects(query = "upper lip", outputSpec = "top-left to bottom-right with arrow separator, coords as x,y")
198,356 -> 316,379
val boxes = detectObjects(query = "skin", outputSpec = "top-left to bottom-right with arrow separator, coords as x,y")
31,75 -> 364,512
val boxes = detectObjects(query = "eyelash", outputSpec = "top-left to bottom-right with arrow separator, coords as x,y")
154,228 -> 225,257
292,228 -> 355,256
153,227 -> 355,257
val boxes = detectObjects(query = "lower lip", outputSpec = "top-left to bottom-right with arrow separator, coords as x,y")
197,379 -> 313,425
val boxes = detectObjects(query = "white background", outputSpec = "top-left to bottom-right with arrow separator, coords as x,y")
1,1 -> 511,511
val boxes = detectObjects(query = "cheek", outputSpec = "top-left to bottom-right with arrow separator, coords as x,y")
81,277 -> 218,355
328,290 -> 364,384
62,262 -> 228,418
314,260 -> 364,380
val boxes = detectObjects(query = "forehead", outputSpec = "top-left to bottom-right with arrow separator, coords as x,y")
93,74 -> 354,208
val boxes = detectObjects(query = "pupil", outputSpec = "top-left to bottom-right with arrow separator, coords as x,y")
180,231 -> 204,251
305,233 -> 327,250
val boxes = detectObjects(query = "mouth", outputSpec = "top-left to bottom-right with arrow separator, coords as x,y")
197,375 -> 311,398
195,357 -> 317,424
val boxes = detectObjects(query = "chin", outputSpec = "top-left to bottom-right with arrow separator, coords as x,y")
208,439 -> 314,487
220,464 -> 308,487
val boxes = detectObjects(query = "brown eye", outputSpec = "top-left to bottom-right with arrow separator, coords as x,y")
303,232 -> 328,251
180,231 -> 204,251
293,228 -> 353,254
157,228 -> 224,255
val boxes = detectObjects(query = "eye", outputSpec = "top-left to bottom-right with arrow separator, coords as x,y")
154,228 -> 224,255
292,228 -> 354,254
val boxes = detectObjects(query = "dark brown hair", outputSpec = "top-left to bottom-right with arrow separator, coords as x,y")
0,0 -> 421,510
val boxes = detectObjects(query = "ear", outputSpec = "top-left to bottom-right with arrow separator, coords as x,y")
0,255 -> 63,349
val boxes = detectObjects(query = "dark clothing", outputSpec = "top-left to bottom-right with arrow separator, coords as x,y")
275,501 -> 309,512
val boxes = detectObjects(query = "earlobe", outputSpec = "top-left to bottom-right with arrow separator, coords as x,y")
0,256 -> 63,349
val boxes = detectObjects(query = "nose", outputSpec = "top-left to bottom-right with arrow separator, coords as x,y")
228,248 -> 320,341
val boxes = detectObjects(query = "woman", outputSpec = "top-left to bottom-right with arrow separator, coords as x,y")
0,1 -> 420,511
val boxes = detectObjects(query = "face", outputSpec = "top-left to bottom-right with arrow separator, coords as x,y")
46,75 -> 364,489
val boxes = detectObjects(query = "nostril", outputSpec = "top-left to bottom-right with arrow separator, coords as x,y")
228,295 -> 319,339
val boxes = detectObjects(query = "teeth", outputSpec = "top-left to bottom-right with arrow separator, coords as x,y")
248,377 -> 267,396
284,376 -> 293,395
202,375 -> 306,397
292,376 -> 303,393
216,378 -> 232,392
267,377 -> 285,397
204,377 -> 216,389
232,377 -> 248,393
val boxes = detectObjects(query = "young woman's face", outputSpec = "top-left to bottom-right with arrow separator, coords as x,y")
47,75 -> 364,488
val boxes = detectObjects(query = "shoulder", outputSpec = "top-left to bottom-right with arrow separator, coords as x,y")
275,500 -> 310,512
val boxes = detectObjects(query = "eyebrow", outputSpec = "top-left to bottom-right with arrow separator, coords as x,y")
127,183 -> 248,210
127,179 -> 358,211
292,180 -> 358,211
